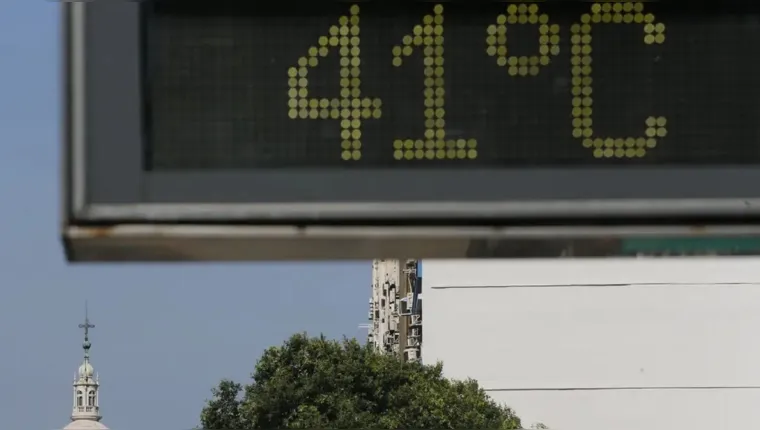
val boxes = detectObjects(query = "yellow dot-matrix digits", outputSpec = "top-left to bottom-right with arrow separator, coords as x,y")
572,2 -> 665,159
392,4 -> 477,161
487,3 -> 560,75
287,4 -> 381,161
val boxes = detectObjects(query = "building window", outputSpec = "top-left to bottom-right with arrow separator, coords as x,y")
88,391 -> 95,406
77,390 -> 83,406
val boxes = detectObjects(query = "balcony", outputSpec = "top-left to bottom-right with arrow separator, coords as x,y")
75,406 -> 98,413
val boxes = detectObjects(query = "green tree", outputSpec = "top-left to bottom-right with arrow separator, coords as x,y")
200,333 -> 522,429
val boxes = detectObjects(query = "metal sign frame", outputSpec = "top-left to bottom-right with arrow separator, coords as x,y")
62,1 -> 760,262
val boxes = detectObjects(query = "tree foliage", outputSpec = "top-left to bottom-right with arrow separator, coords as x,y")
200,333 -> 521,429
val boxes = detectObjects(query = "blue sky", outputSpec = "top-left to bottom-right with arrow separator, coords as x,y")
0,1 -> 371,429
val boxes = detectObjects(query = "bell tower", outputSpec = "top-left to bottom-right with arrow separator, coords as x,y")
64,303 -> 109,430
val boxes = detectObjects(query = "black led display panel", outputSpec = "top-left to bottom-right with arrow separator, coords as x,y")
143,1 -> 760,169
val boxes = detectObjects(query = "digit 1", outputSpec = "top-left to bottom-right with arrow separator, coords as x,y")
287,5 -> 382,161
571,2 -> 666,159
486,3 -> 560,76
391,4 -> 477,161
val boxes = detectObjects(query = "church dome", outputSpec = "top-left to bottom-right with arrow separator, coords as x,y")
78,361 -> 94,378
63,420 -> 109,429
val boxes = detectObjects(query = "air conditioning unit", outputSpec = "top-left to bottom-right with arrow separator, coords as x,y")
403,348 -> 420,362
399,293 -> 413,315
383,332 -> 393,345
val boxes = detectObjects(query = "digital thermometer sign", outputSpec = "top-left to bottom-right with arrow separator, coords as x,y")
63,0 -> 760,262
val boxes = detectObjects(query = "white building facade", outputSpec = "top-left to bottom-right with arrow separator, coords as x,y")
421,258 -> 760,430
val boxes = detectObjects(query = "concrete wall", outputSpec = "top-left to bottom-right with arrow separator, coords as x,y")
421,258 -> 760,430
